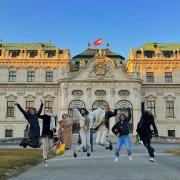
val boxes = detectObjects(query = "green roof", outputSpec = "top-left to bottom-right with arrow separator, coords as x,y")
138,43 -> 180,51
0,42 -> 58,50
72,48 -> 125,61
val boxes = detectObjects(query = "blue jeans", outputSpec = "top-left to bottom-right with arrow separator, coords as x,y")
90,129 -> 94,151
115,135 -> 132,157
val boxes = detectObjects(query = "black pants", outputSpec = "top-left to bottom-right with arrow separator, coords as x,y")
20,137 -> 40,148
141,135 -> 155,158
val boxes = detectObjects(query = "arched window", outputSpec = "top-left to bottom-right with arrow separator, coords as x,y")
92,100 -> 108,110
68,100 -> 86,134
116,100 -> 133,133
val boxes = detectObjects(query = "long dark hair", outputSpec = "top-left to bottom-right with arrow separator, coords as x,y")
80,108 -> 89,116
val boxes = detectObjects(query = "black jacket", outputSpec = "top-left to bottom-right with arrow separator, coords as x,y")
16,103 -> 43,138
112,108 -> 131,137
105,109 -> 117,129
137,113 -> 158,139
39,114 -> 56,138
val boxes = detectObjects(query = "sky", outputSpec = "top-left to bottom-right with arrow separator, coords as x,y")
0,0 -> 180,58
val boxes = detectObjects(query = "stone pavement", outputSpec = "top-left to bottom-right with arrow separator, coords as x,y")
9,144 -> 180,180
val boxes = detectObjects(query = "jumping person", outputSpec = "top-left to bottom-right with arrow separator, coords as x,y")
39,107 -> 57,167
112,107 -> 132,162
15,100 -> 43,148
73,107 -> 99,158
104,104 -> 117,150
92,105 -> 114,150
137,109 -> 158,162
73,108 -> 91,158
58,114 -> 72,150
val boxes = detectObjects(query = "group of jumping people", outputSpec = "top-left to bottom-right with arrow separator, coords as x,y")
15,100 -> 159,166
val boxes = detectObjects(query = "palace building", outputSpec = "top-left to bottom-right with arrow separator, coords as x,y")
0,42 -> 180,139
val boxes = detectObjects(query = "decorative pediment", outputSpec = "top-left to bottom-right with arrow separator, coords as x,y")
66,55 -> 137,82
44,94 -> 55,101
145,94 -> 156,101
6,94 -> 17,100
24,94 -> 36,101
164,95 -> 175,101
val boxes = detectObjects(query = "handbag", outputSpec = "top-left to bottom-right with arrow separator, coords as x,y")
55,137 -> 66,156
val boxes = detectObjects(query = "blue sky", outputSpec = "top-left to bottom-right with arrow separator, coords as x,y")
1,0 -> 180,58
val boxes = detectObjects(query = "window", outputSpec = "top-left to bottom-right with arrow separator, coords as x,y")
144,51 -> 155,58
95,90 -> 106,96
75,62 -> 80,69
168,130 -> 175,137
46,71 -> 53,82
165,72 -> 172,83
166,101 -> 174,117
26,101 -> 34,109
27,71 -> 35,82
72,90 -> 83,96
9,71 -> 16,82
147,101 -> 156,116
0,50 -> 2,56
27,50 -> 38,58
10,50 -> 20,57
146,72 -> 154,82
46,50 -> 56,58
5,129 -> 13,137
163,51 -> 173,58
118,90 -> 130,96
45,101 -> 53,113
6,101 -> 15,117
59,50 -> 63,54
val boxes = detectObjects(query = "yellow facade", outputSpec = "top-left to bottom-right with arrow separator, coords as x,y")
0,42 -> 71,68
127,43 -> 180,78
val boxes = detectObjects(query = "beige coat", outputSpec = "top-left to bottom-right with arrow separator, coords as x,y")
58,119 -> 72,150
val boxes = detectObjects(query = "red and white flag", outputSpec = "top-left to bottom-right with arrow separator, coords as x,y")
93,38 -> 102,48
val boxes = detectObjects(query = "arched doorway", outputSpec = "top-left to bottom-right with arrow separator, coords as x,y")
116,100 -> 133,133
92,100 -> 109,110
68,100 -> 86,134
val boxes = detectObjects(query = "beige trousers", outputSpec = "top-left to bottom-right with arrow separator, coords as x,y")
42,137 -> 54,160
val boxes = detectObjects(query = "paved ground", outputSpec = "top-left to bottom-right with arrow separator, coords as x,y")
9,144 -> 180,180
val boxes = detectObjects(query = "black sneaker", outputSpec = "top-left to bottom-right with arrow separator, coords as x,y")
73,151 -> 77,158
109,141 -> 113,151
87,153 -> 91,157
106,147 -> 109,150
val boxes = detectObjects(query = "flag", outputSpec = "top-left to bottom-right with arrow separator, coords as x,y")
93,38 -> 102,48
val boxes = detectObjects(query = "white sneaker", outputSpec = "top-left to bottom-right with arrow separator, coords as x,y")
128,155 -> 133,161
149,157 -> 156,162
114,157 -> 119,162
43,159 -> 48,167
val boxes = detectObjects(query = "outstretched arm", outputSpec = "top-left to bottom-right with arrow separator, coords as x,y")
37,100 -> 43,116
126,108 -> 131,122
88,108 -> 102,121
110,109 -> 117,117
15,103 -> 28,119
74,108 -> 83,119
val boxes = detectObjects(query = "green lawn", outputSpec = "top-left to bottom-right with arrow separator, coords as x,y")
165,148 -> 180,156
0,148 -> 54,180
